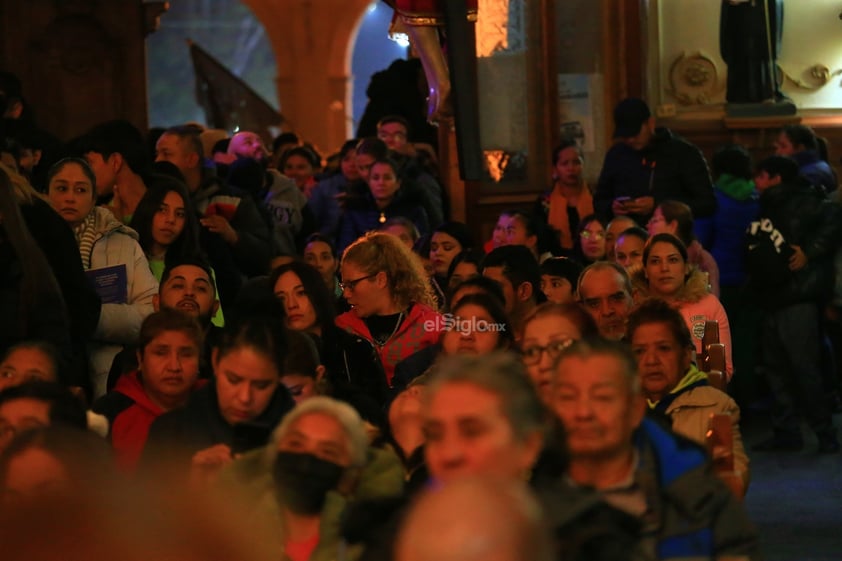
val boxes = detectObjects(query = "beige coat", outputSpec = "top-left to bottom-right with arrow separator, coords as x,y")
666,385 -> 749,489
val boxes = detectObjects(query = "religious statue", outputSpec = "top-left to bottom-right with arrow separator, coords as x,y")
385,0 -> 478,123
719,0 -> 784,104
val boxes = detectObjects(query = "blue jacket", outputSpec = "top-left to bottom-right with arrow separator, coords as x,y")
337,191 -> 429,255
792,150 -> 837,195
634,418 -> 761,560
309,173 -> 353,244
707,175 -> 759,287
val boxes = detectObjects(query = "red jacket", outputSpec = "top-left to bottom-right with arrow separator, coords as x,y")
335,303 -> 442,386
92,372 -> 203,471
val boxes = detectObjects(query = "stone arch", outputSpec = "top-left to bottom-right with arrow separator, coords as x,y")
240,0 -> 375,151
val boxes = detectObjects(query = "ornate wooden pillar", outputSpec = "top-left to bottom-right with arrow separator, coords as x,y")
0,0 -> 167,140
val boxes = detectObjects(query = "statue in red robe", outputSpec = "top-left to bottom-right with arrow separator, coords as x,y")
385,0 -> 478,123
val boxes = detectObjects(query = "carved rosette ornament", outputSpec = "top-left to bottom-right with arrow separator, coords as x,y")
667,51 -> 722,105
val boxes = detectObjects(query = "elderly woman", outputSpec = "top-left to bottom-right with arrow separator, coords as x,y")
218,397 -> 404,561
336,232 -> 442,405
422,353 -> 546,483
627,299 -> 748,495
519,302 -> 599,404
46,157 -> 158,397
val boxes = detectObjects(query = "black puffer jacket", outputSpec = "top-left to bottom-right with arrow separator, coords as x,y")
746,180 -> 842,308
594,127 -> 716,223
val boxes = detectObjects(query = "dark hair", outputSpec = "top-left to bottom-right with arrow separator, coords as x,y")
0,425 -> 113,492
499,209 -> 558,256
413,233 -> 432,259
656,200 -> 694,246
0,168 -> 67,337
377,114 -> 411,134
446,248 -> 485,281
272,132 -> 300,154
369,157 -> 401,178
552,138 -> 582,167
130,175 -> 203,266
137,310 -> 205,357
280,146 -> 320,170
159,257 -> 216,295
481,245 -> 543,303
0,341 -> 61,383
150,160 -> 187,183
163,125 -> 204,160
304,233 -> 338,259
576,214 -> 604,238
500,209 -> 539,238
46,157 -> 96,191
0,381 -> 87,430
355,137 -> 389,159
574,214 -> 606,261
448,275 -> 506,309
214,314 -> 288,375
540,257 -> 583,289
450,293 -> 515,349
522,301 -> 599,340
755,155 -> 800,183
211,138 -> 230,155
79,120 -> 148,175
281,330 -> 321,378
711,144 -> 752,180
643,233 -> 688,265
269,262 -> 337,330
617,226 -> 649,244
781,124 -> 818,152
626,298 -> 693,349
433,221 -> 475,251
338,139 -> 359,160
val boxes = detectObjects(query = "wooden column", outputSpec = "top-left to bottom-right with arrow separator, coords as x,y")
0,0 -> 166,140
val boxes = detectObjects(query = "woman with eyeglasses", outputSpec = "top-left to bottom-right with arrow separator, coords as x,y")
573,214 -> 607,266
335,232 -> 442,406
519,302 -> 599,403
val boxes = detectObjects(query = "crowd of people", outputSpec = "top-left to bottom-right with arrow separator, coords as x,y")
1,70 -> 840,559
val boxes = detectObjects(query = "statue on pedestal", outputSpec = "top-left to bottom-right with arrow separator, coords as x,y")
720,0 -> 795,116
386,0 -> 478,124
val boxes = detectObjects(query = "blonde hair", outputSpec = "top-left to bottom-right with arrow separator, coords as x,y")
342,231 -> 437,310
0,163 -> 45,205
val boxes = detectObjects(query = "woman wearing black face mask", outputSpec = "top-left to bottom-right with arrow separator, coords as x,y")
220,396 -> 404,561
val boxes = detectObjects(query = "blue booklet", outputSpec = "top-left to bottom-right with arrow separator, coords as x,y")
85,264 -> 128,304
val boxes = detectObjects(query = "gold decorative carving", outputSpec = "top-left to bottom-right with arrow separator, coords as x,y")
780,63 -> 842,91
667,51 -> 721,105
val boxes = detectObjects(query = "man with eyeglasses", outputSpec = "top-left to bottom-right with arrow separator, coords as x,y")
577,262 -> 634,341
377,115 -> 411,154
